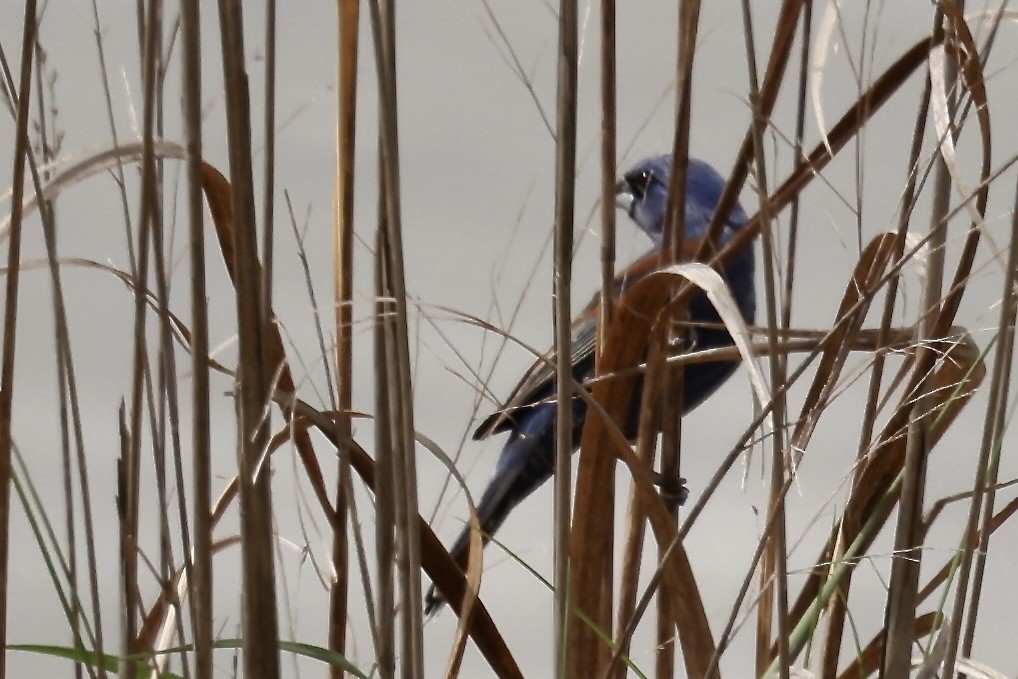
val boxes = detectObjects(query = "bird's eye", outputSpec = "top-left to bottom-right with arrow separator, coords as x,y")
624,170 -> 653,200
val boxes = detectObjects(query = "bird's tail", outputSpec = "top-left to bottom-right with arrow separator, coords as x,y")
424,404 -> 557,615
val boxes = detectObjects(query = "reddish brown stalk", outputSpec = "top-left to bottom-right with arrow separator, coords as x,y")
573,271 -> 719,679
610,324 -> 669,679
597,0 -> 616,355
330,0 -> 360,672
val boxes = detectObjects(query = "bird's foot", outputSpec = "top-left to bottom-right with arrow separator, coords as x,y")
652,472 -> 688,508
424,585 -> 445,617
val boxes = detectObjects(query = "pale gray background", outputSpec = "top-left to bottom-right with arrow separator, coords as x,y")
1,1 -> 1017,676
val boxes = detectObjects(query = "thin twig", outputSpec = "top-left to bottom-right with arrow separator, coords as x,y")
553,0 -> 578,674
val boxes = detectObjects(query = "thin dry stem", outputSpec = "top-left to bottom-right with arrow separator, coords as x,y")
741,1 -> 790,675
178,0 -> 211,675
0,6 -> 38,679
554,0 -> 578,675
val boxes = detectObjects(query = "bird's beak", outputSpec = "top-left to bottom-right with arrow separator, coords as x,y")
614,179 -> 634,213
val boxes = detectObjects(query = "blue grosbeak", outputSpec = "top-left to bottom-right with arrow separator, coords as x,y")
425,155 -> 756,614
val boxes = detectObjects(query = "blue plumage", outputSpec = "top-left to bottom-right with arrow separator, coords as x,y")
426,155 -> 755,614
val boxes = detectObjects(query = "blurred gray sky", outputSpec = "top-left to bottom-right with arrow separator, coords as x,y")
2,1 -> 1017,676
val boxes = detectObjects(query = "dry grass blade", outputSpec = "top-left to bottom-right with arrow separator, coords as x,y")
884,8 -> 991,670
927,59 -> 991,342
698,0 -> 805,258
656,35 -> 941,359
917,494 -> 1018,604
301,406 -> 522,679
0,141 -> 186,242
789,233 -> 898,458
200,164 -> 336,521
786,330 -> 986,645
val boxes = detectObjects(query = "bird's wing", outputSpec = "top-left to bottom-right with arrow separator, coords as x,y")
472,297 -> 598,440
474,248 -> 665,440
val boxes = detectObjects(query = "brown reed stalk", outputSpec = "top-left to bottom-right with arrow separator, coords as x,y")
553,0 -> 578,675
331,0 -> 360,673
216,1 -> 281,675
598,14 -> 621,666
178,1 -> 212,676
373,214 -> 397,679
739,2 -> 790,676
119,4 -> 164,676
598,0 -> 617,353
140,3 -> 194,669
365,1 -> 425,674
655,3 -> 700,675
610,322 -> 670,679
0,5 -> 38,678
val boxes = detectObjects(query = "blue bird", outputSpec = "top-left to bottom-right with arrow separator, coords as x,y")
426,155 -> 756,614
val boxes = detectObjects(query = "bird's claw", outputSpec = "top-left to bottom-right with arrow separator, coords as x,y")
424,586 -> 444,617
652,472 -> 689,507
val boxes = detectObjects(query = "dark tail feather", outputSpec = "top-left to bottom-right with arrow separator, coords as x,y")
424,407 -> 557,615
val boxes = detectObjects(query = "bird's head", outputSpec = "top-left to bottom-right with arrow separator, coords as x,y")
615,154 -> 756,324
614,154 -> 749,249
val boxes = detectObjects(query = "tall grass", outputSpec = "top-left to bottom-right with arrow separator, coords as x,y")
1,1 -> 1016,677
